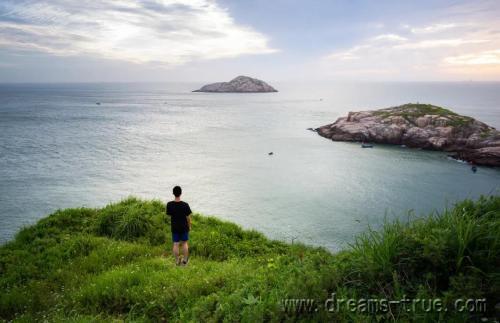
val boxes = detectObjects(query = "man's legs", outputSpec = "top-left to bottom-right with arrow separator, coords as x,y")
181,241 -> 189,263
172,242 -> 180,264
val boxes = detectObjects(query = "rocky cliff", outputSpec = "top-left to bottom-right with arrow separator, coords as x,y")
316,103 -> 500,166
193,75 -> 277,93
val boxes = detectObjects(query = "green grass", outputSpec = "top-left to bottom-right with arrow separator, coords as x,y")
480,128 -> 495,139
373,103 -> 474,127
373,103 -> 458,117
1,196 -> 499,322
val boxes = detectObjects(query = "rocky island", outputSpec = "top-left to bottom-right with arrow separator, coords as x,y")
316,103 -> 500,166
193,75 -> 277,93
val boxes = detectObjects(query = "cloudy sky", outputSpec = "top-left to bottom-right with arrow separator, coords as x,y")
0,0 -> 499,82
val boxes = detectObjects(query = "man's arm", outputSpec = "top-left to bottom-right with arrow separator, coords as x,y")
187,214 -> 192,231
186,204 -> 192,231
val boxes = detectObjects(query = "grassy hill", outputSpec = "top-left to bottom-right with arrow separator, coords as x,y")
1,196 -> 499,322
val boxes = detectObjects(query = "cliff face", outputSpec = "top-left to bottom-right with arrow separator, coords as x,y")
316,104 -> 500,166
193,75 -> 277,93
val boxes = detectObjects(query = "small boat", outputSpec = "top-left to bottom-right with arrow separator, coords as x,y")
361,143 -> 373,148
96,102 -> 101,105
268,152 -> 274,156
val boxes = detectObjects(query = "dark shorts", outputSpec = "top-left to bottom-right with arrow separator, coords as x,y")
172,231 -> 189,243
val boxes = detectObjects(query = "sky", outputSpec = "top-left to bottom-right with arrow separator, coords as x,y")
0,0 -> 500,82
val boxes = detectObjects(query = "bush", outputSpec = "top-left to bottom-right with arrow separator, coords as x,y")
93,197 -> 167,244
336,195 -> 500,319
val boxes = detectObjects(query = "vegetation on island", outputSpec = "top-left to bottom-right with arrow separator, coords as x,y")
373,103 -> 474,127
1,196 -> 499,322
374,103 -> 459,117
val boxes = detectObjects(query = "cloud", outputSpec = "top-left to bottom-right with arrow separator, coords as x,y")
445,49 -> 500,65
327,30 -> 492,60
326,34 -> 407,61
371,34 -> 407,42
395,38 -> 488,49
410,23 -> 457,34
0,0 -> 278,66
323,4 -> 500,81
326,45 -> 370,61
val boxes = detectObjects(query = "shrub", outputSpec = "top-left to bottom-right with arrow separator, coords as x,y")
93,197 -> 167,243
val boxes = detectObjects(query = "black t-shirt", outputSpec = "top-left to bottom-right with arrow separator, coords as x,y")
166,201 -> 192,233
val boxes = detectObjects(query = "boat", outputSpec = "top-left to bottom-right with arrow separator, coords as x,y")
361,143 -> 374,148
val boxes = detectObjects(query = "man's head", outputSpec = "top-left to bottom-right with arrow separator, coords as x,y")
173,186 -> 182,198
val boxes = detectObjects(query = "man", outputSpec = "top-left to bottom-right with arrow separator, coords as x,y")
166,186 -> 192,266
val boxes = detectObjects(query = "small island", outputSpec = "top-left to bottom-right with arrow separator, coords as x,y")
316,103 -> 500,166
193,75 -> 278,93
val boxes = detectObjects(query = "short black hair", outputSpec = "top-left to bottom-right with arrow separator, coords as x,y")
173,186 -> 182,197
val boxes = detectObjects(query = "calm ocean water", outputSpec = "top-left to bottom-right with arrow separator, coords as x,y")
1,82 -> 499,250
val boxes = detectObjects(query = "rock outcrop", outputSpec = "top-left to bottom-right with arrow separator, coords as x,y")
316,103 -> 500,166
193,76 -> 277,93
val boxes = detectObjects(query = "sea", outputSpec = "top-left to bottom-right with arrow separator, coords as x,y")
1,81 -> 499,250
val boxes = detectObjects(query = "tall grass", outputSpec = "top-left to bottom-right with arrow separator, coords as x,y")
0,196 -> 498,322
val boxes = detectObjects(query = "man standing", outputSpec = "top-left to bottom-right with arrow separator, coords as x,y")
166,186 -> 192,266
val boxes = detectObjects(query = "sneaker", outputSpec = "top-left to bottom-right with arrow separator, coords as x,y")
175,256 -> 182,266
181,257 -> 189,266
